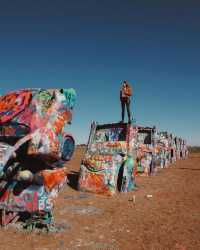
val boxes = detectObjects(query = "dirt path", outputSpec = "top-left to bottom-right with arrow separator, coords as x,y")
0,150 -> 199,250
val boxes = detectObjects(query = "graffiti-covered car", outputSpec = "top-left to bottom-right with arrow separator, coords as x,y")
156,131 -> 172,168
0,88 -> 76,230
136,126 -> 157,176
78,122 -> 138,195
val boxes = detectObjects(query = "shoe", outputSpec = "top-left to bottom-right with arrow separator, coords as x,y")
119,120 -> 124,123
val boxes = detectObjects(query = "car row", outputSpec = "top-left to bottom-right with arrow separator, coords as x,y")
78,122 -> 188,195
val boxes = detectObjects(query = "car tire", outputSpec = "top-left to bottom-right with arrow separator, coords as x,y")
61,136 -> 75,161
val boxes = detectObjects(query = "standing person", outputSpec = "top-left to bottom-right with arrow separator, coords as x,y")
120,80 -> 132,123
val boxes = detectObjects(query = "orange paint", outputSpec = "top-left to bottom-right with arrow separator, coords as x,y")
0,91 -> 31,123
41,168 -> 67,191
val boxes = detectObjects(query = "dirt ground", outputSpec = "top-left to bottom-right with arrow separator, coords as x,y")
0,148 -> 199,250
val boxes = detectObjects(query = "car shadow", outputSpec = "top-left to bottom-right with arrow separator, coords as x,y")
67,171 -> 80,190
178,167 -> 200,171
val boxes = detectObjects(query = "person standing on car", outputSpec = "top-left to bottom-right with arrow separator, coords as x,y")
120,80 -> 132,123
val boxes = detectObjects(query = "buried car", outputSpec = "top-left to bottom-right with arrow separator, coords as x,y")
78,122 -> 138,195
136,126 -> 157,176
0,88 -> 76,230
156,131 -> 172,168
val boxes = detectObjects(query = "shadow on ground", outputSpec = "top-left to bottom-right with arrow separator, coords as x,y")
178,167 -> 200,171
67,171 -> 80,190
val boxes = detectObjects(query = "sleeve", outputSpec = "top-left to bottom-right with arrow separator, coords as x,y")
129,86 -> 132,96
120,89 -> 122,100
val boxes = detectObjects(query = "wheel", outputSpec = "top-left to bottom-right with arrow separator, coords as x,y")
61,136 -> 75,161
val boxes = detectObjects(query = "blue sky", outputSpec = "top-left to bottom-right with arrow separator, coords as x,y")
0,0 -> 199,145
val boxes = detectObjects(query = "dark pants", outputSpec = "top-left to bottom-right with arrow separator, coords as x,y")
121,99 -> 131,122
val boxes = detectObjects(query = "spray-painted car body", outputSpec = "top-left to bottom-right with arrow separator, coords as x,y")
156,131 -> 173,168
78,122 -> 138,196
174,137 -> 188,160
137,129 -> 188,172
0,88 -> 76,229
136,127 -> 181,174
136,126 -> 157,176
179,139 -> 188,159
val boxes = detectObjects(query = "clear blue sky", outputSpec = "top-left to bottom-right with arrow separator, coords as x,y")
0,0 -> 199,145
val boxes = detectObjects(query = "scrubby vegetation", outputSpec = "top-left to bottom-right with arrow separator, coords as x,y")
188,146 -> 200,153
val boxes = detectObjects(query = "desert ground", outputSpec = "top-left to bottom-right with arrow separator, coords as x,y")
0,148 -> 199,250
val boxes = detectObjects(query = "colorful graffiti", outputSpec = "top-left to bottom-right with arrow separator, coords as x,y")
135,127 -> 188,176
0,87 -> 189,230
79,122 -> 188,195
0,88 -> 76,230
78,122 -> 137,196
